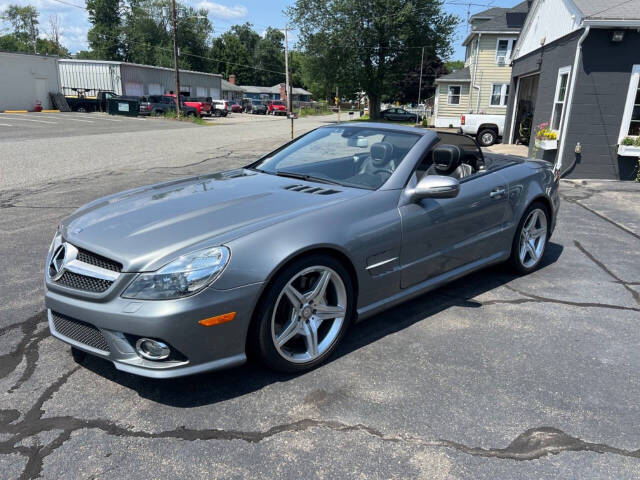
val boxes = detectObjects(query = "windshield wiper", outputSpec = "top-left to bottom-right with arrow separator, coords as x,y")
274,171 -> 341,186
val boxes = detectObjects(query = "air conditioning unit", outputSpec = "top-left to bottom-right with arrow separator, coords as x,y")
497,56 -> 506,66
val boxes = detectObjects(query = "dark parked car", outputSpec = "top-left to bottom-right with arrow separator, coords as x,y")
242,98 -> 267,114
381,107 -> 422,122
65,89 -> 118,113
138,95 -> 198,116
44,125 -> 559,378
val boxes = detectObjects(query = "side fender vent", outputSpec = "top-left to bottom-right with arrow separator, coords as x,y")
283,184 -> 341,195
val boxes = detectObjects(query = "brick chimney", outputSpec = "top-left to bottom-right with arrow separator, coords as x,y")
279,83 -> 287,102
229,74 -> 236,85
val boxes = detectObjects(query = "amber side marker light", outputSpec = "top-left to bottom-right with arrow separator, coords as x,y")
199,312 -> 236,326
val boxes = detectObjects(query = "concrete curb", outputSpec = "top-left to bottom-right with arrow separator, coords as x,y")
2,110 -> 28,113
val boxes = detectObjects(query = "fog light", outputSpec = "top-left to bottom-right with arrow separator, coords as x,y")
136,338 -> 170,360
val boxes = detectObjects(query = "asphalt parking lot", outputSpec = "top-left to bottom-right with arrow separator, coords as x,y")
1,115 -> 640,479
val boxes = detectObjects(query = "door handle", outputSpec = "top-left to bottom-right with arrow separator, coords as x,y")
490,187 -> 506,198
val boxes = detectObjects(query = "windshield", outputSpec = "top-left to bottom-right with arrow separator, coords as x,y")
252,127 -> 421,189
272,101 -> 284,106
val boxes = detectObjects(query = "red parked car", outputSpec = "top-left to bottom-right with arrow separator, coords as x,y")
267,100 -> 287,115
188,97 -> 213,117
165,93 -> 205,117
228,101 -> 243,113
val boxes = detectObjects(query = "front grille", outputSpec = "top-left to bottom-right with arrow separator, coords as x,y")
55,271 -> 113,293
76,248 -> 122,272
51,311 -> 110,352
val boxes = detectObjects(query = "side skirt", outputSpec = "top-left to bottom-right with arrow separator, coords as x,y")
355,251 -> 509,322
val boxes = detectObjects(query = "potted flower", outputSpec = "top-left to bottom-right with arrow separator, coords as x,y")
534,123 -> 558,150
617,136 -> 640,157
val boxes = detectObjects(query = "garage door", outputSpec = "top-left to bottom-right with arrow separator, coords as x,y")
124,82 -> 144,97
148,83 -> 163,95
210,87 -> 221,100
196,87 -> 207,97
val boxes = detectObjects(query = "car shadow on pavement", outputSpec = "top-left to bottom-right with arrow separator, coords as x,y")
78,242 -> 564,407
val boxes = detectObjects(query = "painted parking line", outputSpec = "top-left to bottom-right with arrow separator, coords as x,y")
0,123 -> 13,127
34,114 -> 94,123
84,113 -> 122,122
0,115 -> 56,124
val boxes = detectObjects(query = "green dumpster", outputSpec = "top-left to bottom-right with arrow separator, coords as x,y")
108,98 -> 140,117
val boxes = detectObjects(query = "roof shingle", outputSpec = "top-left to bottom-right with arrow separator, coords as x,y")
572,0 -> 640,21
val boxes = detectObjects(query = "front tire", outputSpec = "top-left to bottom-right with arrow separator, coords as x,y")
252,255 -> 355,373
477,128 -> 498,147
508,202 -> 549,274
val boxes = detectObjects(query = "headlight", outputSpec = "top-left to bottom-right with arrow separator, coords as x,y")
122,246 -> 230,300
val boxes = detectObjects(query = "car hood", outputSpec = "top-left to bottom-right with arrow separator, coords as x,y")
61,169 -> 366,272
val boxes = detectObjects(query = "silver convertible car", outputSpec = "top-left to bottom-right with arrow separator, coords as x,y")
44,124 -> 559,377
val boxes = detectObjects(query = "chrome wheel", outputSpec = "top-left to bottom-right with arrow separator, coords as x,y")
519,208 -> 548,268
271,266 -> 347,364
481,132 -> 495,145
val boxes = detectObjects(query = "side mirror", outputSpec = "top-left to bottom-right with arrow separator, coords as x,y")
409,175 -> 460,201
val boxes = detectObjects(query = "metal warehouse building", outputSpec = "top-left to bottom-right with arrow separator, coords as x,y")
0,51 -> 61,111
58,59 -> 222,99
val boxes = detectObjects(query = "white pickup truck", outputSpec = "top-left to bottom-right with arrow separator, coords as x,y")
459,114 -> 505,147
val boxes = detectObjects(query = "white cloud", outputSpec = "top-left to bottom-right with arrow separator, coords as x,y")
196,1 -> 248,19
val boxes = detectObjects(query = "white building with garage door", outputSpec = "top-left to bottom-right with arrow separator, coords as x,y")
58,59 -> 222,99
0,51 -> 61,111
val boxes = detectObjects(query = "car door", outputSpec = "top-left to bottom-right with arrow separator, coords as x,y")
398,168 -> 511,289
397,109 -> 409,121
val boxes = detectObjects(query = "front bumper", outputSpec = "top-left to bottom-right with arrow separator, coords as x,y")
45,282 -> 263,378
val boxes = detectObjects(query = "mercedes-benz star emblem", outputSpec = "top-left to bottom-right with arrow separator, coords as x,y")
49,244 -> 67,280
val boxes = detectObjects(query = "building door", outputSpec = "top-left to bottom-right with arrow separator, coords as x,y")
148,83 -> 162,95
511,74 -> 539,144
124,82 -> 143,97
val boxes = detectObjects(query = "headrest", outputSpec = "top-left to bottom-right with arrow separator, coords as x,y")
433,145 -> 462,173
370,141 -> 394,164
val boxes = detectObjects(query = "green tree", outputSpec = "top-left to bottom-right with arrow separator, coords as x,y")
1,4 -> 39,53
119,0 -> 210,69
254,27 -> 285,86
444,60 -> 464,73
86,0 -> 122,60
288,0 -> 458,118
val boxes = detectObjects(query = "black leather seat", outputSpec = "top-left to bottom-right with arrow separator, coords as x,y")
425,144 -> 473,180
359,141 -> 397,175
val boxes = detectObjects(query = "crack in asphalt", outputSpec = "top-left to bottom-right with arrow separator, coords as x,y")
497,286 -> 640,312
560,191 -> 640,242
574,240 -> 640,305
0,312 -> 48,390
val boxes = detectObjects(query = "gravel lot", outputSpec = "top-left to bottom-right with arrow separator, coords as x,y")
1,114 -> 640,479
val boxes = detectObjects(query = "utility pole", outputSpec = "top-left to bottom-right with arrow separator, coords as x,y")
284,27 -> 293,139
417,46 -> 424,124
336,86 -> 340,122
171,0 -> 181,116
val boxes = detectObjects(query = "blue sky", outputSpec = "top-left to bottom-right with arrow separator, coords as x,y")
0,0 -> 519,60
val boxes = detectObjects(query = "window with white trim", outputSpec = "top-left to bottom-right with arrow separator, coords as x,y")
550,66 -> 571,131
619,65 -> 640,139
490,83 -> 509,106
447,85 -> 461,105
495,38 -> 515,64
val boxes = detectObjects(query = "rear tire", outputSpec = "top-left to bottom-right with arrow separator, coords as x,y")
251,255 -> 355,373
508,202 -> 550,275
477,128 -> 498,147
